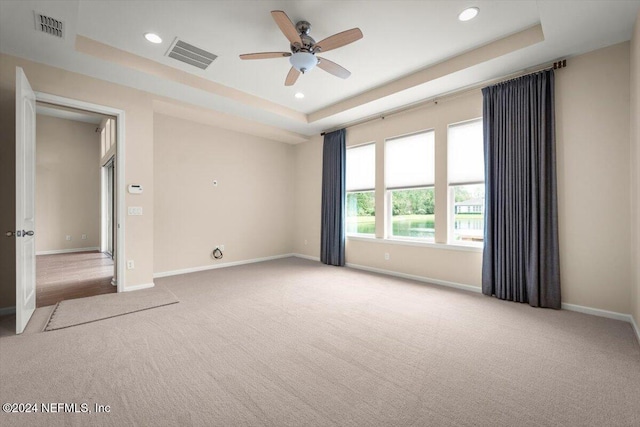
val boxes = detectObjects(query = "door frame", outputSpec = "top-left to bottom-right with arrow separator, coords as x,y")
35,92 -> 126,292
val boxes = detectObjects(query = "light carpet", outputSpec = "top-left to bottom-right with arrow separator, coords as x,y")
44,286 -> 179,331
0,257 -> 638,426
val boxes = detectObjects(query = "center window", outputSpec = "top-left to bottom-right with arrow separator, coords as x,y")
385,130 -> 435,241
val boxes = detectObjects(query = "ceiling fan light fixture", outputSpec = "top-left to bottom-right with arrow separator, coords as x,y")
290,52 -> 317,74
144,32 -> 163,44
458,7 -> 479,22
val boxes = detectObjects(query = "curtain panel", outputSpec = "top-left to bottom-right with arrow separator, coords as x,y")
482,70 -> 561,308
321,129 -> 346,266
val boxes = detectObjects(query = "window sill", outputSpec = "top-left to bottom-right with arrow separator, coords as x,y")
347,235 -> 483,253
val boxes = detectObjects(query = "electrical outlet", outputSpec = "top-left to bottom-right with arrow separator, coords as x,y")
384,252 -> 390,261
81,234 -> 87,240
66,235 -> 71,241
127,260 -> 135,270
304,239 -> 308,245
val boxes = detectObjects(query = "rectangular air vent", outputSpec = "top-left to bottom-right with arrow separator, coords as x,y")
166,39 -> 217,70
34,12 -> 64,38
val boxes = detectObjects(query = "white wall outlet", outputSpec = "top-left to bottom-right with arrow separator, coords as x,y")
127,260 -> 135,270
128,207 -> 143,216
81,234 -> 87,240
304,239 -> 308,246
384,252 -> 390,261
66,235 -> 71,241
213,180 -> 218,187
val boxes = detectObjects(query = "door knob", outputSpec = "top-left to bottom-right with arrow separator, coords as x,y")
5,230 -> 34,237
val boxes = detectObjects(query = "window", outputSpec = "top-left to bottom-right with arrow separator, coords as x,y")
448,119 -> 485,244
385,130 -> 435,240
346,143 -> 375,235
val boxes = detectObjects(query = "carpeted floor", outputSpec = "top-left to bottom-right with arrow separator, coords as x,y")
0,257 -> 638,426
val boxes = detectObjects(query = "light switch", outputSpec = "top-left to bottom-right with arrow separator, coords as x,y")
128,207 -> 143,216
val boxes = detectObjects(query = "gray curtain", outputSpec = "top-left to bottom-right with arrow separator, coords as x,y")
321,129 -> 346,266
482,69 -> 561,308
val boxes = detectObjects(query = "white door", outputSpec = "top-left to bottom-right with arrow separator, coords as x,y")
15,67 -> 36,334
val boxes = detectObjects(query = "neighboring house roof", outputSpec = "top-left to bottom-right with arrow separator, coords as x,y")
455,198 -> 484,206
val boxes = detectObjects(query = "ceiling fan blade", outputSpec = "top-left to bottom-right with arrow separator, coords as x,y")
285,67 -> 300,86
317,57 -> 351,79
271,10 -> 302,46
239,52 -> 292,60
315,28 -> 363,53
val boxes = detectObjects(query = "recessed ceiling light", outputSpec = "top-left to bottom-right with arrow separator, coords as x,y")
458,7 -> 479,22
144,32 -> 162,44
294,92 -> 305,99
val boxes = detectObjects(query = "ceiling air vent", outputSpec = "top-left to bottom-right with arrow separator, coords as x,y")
166,39 -> 217,70
34,12 -> 64,38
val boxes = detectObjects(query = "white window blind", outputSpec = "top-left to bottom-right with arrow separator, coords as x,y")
385,130 -> 435,189
346,143 -> 375,192
448,119 -> 484,185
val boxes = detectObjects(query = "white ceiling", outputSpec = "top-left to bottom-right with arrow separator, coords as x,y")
1,1 -> 639,140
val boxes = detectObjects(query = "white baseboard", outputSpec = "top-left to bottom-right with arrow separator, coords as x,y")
123,282 -> 155,292
0,306 -> 16,316
293,253 -> 321,262
153,254 -> 294,279
36,247 -> 100,256
345,262 -> 483,294
561,303 -> 632,323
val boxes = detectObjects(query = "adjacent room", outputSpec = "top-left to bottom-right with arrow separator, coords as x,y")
34,104 -> 117,307
0,1 -> 639,426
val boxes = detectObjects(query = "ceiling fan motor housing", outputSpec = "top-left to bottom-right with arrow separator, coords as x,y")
291,35 -> 316,53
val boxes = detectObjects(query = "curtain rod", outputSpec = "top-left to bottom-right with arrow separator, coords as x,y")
320,59 -> 567,136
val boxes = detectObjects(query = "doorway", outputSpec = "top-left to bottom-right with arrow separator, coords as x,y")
35,104 -> 117,307
15,68 -> 126,333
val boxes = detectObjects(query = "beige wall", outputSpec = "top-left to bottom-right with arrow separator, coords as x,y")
35,115 -> 101,253
153,114 -> 294,274
631,11 -> 640,329
555,42 -> 631,314
0,53 -> 154,309
293,134 -> 323,257
294,42 -> 633,314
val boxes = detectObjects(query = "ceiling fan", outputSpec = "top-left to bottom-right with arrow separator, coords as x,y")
239,10 -> 363,86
